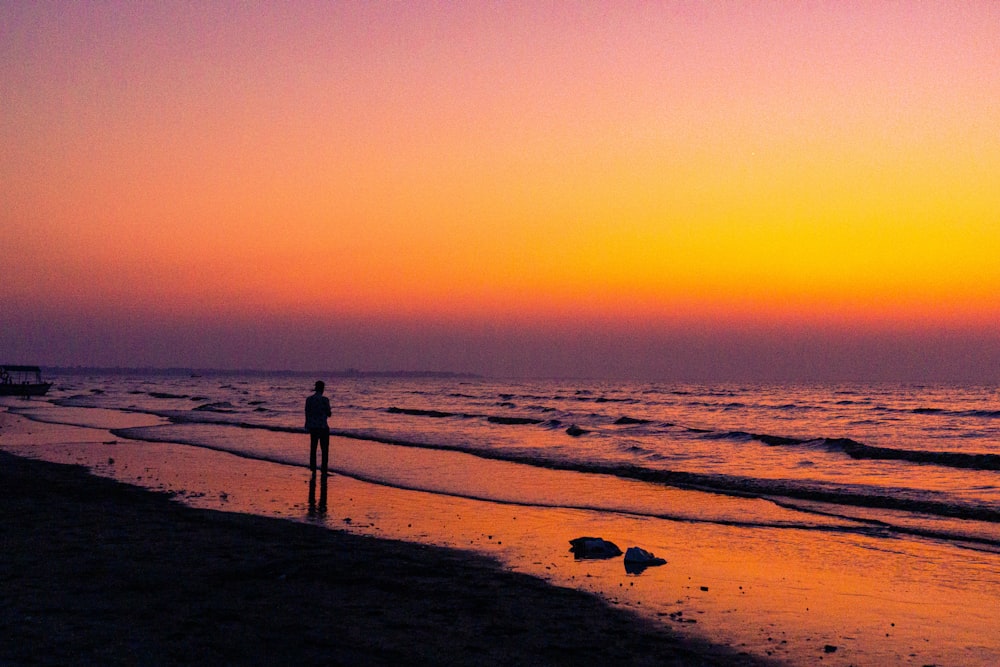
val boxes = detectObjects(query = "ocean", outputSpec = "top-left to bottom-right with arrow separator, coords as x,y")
4,372 -> 999,664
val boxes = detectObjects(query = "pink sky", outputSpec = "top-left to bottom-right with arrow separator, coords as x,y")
3,2 -> 1000,380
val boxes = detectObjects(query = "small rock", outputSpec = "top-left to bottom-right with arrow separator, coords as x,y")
624,546 -> 666,565
569,537 -> 622,559
623,546 -> 667,573
823,645 -> 838,653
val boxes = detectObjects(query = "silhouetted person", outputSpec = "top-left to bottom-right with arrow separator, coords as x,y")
305,380 -> 332,475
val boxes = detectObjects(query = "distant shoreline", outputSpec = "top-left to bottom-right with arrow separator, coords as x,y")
42,366 -> 482,380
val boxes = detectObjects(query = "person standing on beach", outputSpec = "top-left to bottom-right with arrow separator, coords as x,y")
305,381 -> 332,475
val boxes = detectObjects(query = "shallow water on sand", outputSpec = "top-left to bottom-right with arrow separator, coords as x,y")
3,374 -> 999,664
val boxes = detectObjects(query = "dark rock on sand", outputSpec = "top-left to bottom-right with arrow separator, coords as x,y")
624,547 -> 667,574
570,537 -> 623,559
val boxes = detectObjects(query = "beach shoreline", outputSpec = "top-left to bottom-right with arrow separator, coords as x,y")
0,413 -> 762,666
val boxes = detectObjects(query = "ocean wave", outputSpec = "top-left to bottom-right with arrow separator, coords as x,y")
192,402 -> 238,413
386,406 -> 549,426
614,416 -> 653,425
877,406 -> 1000,420
963,409 -> 1000,419
614,440 -> 662,459
499,391 -> 637,405
701,430 -> 1000,471
134,413 -> 304,435
486,415 -> 545,425
386,407 -> 457,418
593,396 -> 634,404
53,395 -> 111,408
834,439 -> 1000,471
499,392 -> 549,402
110,426 -> 302,465
705,431 -> 804,446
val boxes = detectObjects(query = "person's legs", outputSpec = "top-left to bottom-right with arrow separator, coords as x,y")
309,430 -> 320,471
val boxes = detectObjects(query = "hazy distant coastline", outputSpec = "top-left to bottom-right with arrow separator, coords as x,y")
44,367 -> 481,380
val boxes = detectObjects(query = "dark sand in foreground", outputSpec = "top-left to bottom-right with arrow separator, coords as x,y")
0,450 -> 763,666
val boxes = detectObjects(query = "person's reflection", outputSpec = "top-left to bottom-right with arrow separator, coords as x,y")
308,470 -> 328,518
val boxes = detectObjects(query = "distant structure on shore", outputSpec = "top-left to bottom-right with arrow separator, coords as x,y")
0,365 -> 52,397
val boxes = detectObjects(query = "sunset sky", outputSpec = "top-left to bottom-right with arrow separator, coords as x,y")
3,1 -> 1000,380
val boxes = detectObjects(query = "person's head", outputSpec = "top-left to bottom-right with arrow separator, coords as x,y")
314,380 -> 325,394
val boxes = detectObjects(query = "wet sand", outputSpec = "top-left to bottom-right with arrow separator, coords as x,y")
0,415 -> 760,666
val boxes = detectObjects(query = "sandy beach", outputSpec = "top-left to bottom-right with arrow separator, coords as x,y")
0,412 -> 760,666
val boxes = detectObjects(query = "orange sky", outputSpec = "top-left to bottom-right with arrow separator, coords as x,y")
3,2 -> 1000,378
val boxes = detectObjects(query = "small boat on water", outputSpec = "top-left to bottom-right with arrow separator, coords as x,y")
0,365 -> 52,397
